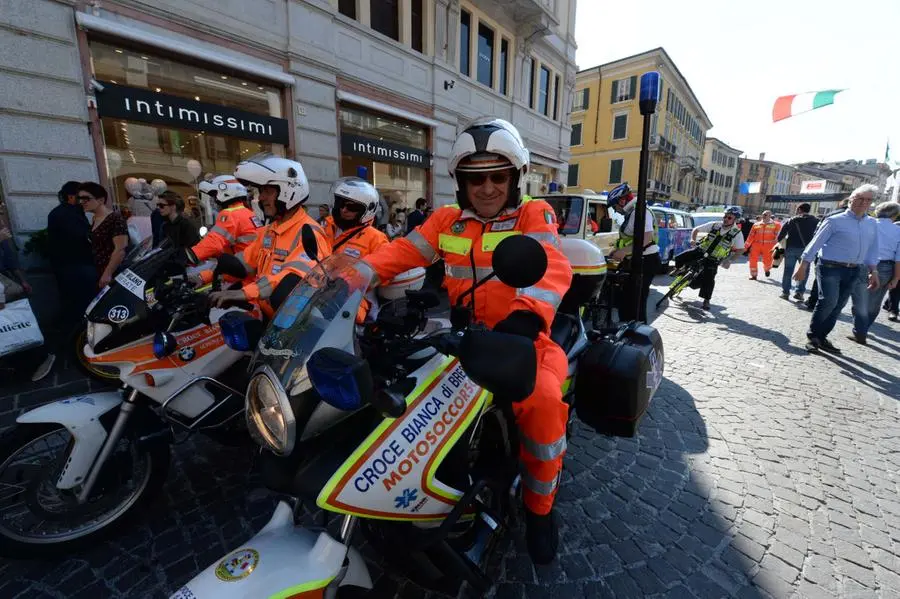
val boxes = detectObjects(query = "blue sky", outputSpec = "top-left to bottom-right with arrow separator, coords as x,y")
574,0 -> 899,167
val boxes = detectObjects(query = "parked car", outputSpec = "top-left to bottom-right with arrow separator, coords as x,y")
690,212 -> 726,227
533,192 -> 620,255
648,206 -> 694,265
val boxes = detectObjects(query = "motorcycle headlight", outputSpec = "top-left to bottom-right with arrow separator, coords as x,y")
246,369 -> 295,455
86,322 -> 112,349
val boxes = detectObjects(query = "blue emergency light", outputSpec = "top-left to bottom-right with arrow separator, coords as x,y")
639,72 -> 661,116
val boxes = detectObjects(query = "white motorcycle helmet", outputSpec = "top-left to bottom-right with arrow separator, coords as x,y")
234,152 -> 310,213
330,177 -> 379,229
448,117 -> 530,211
198,175 -> 248,207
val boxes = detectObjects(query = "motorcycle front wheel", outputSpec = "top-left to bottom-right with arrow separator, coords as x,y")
0,423 -> 170,558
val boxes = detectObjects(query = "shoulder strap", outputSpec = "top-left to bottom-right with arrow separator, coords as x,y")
333,226 -> 368,251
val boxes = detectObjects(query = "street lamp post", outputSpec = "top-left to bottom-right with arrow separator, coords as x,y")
630,72 -> 661,323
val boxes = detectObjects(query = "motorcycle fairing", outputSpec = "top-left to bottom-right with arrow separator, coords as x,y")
317,356 -> 488,521
170,501 -> 371,599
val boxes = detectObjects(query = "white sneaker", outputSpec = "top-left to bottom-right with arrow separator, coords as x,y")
31,353 -> 56,382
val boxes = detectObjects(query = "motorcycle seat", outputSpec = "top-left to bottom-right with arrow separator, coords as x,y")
550,313 -> 581,355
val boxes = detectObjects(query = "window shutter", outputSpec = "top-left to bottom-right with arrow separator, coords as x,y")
567,164 -> 579,187
582,87 -> 590,110
629,76 -> 637,99
610,79 -> 618,104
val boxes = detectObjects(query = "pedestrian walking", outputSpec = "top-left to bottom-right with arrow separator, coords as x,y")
405,197 -> 428,234
745,210 -> 781,279
845,201 -> 900,344
79,182 -> 129,289
795,185 -> 881,353
776,203 -> 818,301
804,200 -> 849,311
157,191 -> 201,249
47,181 -> 96,332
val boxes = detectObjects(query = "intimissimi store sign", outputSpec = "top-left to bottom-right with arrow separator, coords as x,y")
95,81 -> 290,145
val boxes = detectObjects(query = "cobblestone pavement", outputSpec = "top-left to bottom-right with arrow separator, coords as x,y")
1,261 -> 898,598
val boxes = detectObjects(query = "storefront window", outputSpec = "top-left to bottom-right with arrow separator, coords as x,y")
339,106 -> 430,214
89,41 -> 287,219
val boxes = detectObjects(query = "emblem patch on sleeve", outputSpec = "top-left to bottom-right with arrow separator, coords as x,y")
451,221 -> 466,234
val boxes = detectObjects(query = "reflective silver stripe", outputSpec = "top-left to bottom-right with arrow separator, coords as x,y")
517,286 -> 562,308
235,251 -> 257,276
282,261 -> 312,273
236,234 -> 258,244
406,230 -> 438,263
290,221 -> 326,251
445,264 -> 492,280
520,469 -> 558,496
257,276 -> 273,299
521,432 -> 567,461
526,232 -> 560,247
210,226 -> 235,242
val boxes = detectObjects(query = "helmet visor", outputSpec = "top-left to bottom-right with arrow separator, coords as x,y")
455,152 -> 513,173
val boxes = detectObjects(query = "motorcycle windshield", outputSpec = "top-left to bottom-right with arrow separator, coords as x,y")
85,241 -> 178,325
251,254 -> 374,396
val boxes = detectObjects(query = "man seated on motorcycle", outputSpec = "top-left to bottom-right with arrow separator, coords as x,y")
208,154 -> 331,317
364,118 -> 572,565
189,176 -> 262,284
673,206 -> 745,310
323,177 -> 389,259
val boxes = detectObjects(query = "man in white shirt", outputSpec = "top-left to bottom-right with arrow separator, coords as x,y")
672,207 -> 746,310
607,183 -> 661,322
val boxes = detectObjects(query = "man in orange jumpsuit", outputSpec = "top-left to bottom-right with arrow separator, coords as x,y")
189,175 -> 261,284
208,154 -> 330,317
746,210 -> 781,279
365,118 -> 572,565
323,177 -> 389,259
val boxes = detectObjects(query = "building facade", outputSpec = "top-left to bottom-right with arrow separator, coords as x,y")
0,0 -> 577,239
700,137 -> 740,207
732,153 -> 793,215
568,47 -> 712,209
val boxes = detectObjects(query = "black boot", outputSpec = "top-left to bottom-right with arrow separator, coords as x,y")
525,508 -> 558,565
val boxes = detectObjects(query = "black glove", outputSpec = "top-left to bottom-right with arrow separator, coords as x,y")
493,310 -> 543,341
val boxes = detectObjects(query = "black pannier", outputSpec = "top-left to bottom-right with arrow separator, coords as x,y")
574,324 -> 664,437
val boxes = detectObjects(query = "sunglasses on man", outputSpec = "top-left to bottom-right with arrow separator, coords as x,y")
77,195 -> 94,202
464,171 -> 512,186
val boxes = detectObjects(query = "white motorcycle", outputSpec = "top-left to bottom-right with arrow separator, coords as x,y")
0,243 -> 259,557
171,230 -> 664,598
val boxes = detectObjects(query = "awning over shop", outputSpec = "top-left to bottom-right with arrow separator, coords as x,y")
766,193 -> 847,203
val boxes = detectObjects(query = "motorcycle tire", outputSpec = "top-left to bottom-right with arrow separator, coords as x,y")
0,423 -> 170,559
71,325 -> 120,384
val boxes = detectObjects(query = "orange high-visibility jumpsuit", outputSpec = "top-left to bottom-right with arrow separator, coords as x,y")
233,209 -> 331,318
193,205 -> 262,284
323,216 -> 389,259
365,199 -> 572,515
324,216 -> 390,323
746,221 -> 781,277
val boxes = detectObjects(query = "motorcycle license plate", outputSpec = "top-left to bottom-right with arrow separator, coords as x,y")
115,269 -> 147,299
170,587 -> 196,599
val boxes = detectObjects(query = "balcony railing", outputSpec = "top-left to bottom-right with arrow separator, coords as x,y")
647,179 -> 671,197
652,135 -> 677,158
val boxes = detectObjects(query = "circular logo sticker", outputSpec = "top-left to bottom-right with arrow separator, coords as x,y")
178,347 -> 196,362
107,305 -> 130,323
451,221 -> 466,234
215,548 -> 259,581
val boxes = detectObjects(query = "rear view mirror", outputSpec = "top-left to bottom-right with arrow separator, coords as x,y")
270,273 -> 303,313
214,254 -> 248,280
492,235 -> 547,289
301,224 -> 319,263
459,329 -> 536,402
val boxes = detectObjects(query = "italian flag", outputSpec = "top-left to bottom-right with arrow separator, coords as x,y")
772,89 -> 844,122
